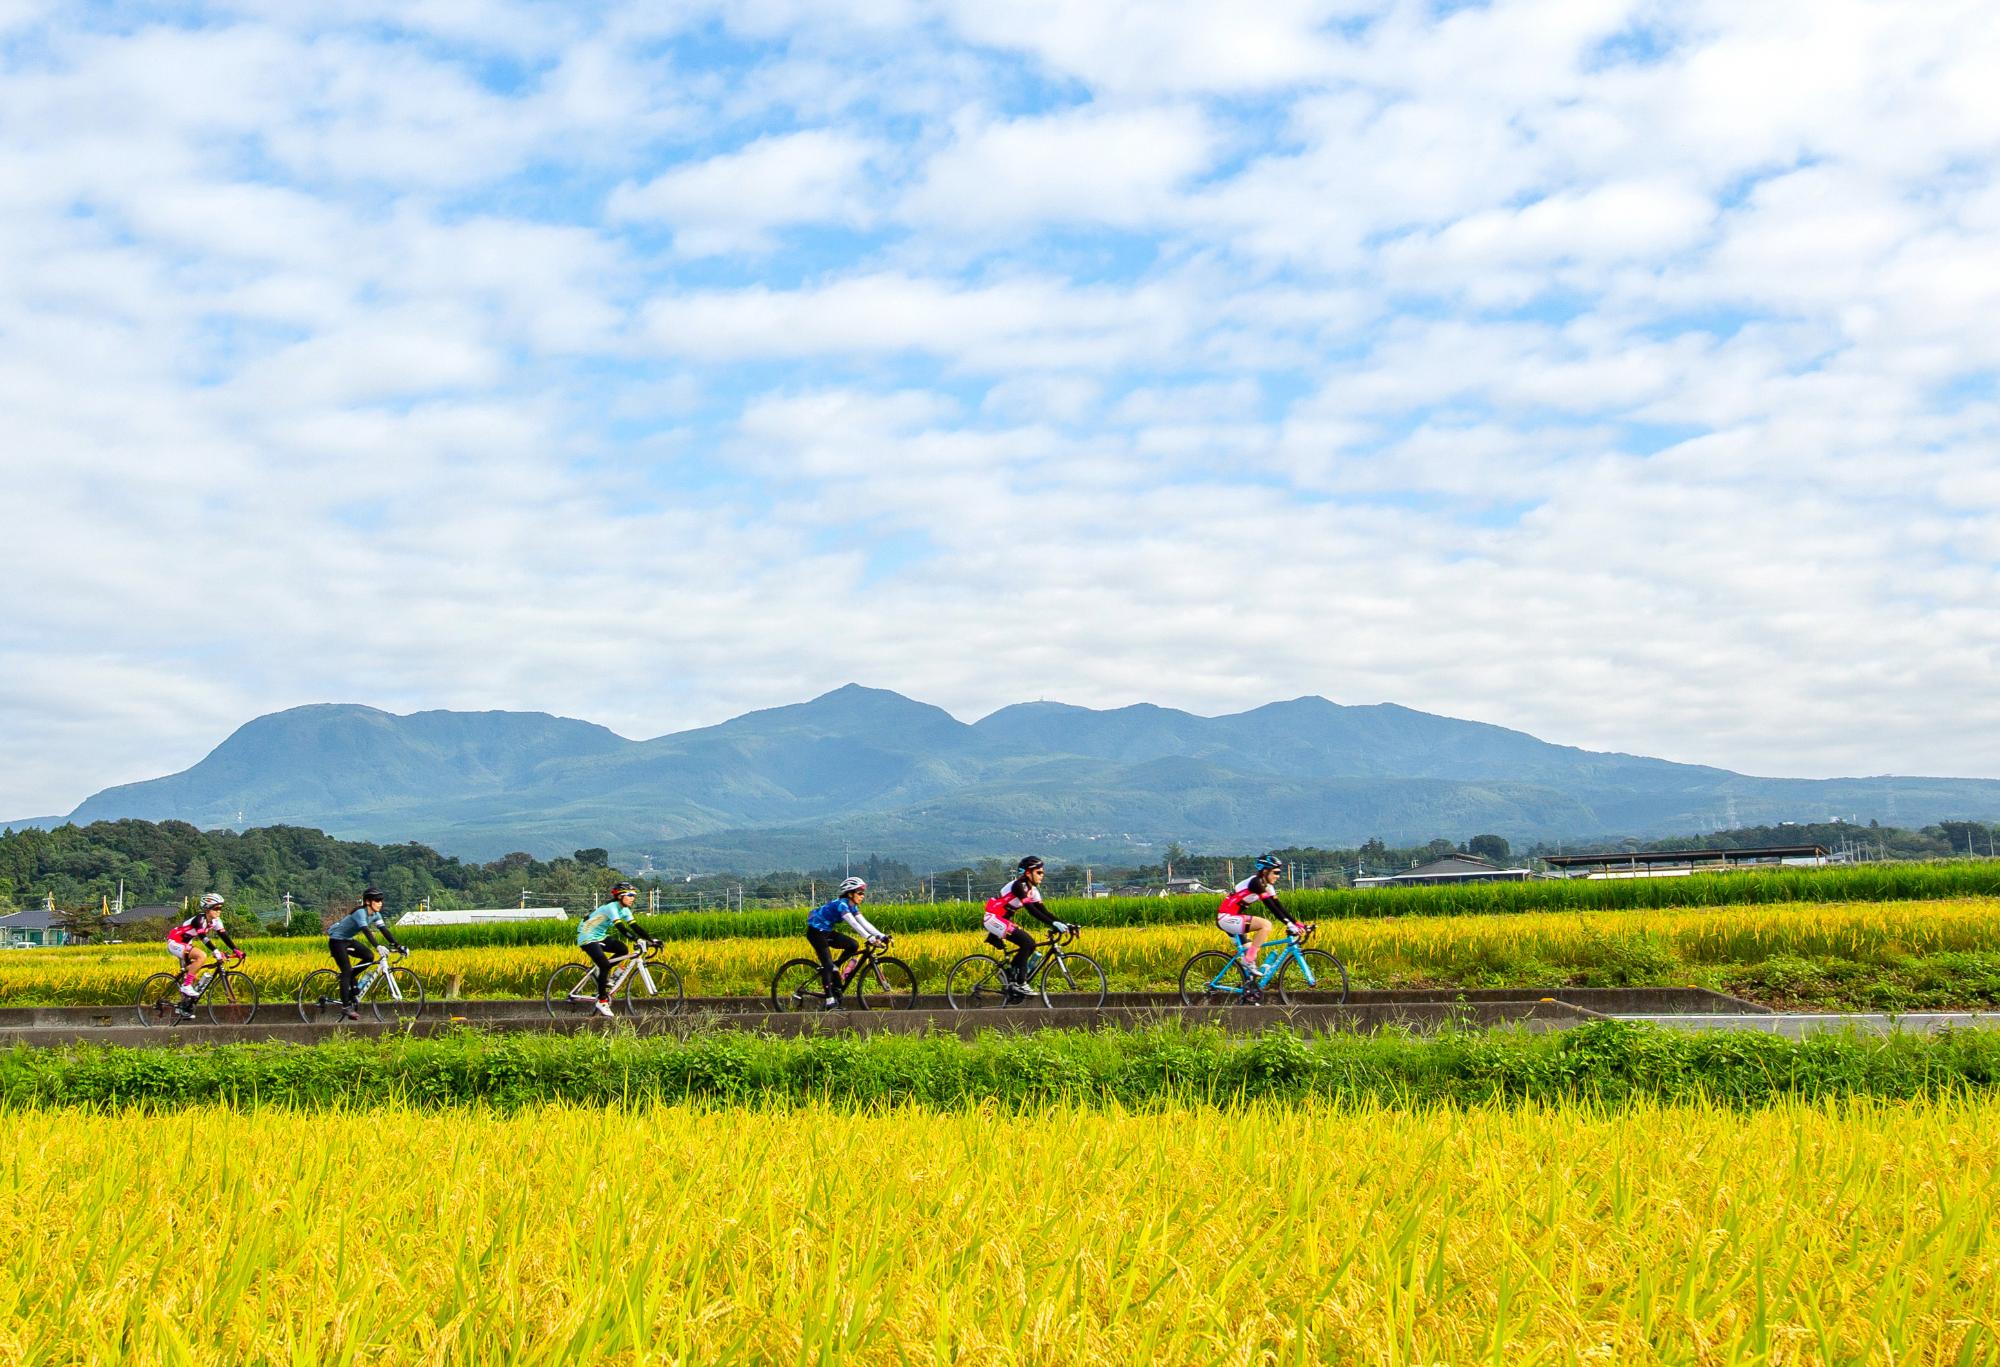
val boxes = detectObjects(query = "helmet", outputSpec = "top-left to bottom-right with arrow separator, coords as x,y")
838,877 -> 868,895
609,882 -> 638,897
199,892 -> 225,909
361,887 -> 385,902
1254,854 -> 1283,873
1017,856 -> 1045,872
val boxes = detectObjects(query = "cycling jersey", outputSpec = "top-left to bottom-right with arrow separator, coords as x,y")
576,899 -> 636,947
167,911 -> 223,944
326,904 -> 384,939
807,897 -> 884,939
983,877 -> 1056,931
1219,876 -> 1289,923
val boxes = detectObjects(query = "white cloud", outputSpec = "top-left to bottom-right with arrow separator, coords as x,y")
3,0 -> 2000,825
901,104 -> 1217,235
610,129 -> 880,254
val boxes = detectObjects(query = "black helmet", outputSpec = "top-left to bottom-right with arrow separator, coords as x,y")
362,887 -> 385,902
609,882 -> 639,897
1018,856 -> 1045,872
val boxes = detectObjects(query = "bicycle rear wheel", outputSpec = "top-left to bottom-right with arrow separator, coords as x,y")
297,968 -> 347,1024
370,965 -> 426,1023
1274,949 -> 1349,1005
206,971 -> 258,1026
1179,951 -> 1248,1007
944,954 -> 1009,1009
771,959 -> 831,1012
1041,952 -> 1106,1008
624,958 -> 684,1016
136,972 -> 183,1027
545,963 -> 598,1019
853,956 -> 917,1010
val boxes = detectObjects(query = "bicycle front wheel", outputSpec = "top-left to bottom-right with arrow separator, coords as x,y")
853,956 -> 917,1010
1179,951 -> 1247,1007
771,959 -> 832,1012
136,972 -> 183,1027
1042,952 -> 1107,1008
207,971 -> 258,1026
624,958 -> 684,1016
545,963 -> 598,1019
370,965 -> 426,1024
297,968 -> 347,1024
1275,949 -> 1349,1005
944,954 -> 1009,1010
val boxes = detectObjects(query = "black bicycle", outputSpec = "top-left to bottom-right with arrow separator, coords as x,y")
770,935 -> 918,1011
945,926 -> 1106,1009
137,954 -> 259,1026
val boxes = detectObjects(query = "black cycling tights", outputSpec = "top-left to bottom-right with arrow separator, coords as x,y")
583,939 -> 628,999
328,937 -> 375,1007
806,927 -> 858,995
1001,925 -> 1037,982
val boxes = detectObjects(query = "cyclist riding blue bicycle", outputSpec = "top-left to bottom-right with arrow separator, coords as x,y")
1216,855 -> 1300,979
983,856 -> 1075,1000
166,892 -> 243,1019
806,877 -> 887,1008
326,887 -> 406,1022
577,882 -> 659,1019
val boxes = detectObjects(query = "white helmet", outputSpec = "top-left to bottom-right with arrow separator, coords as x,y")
199,892 -> 225,909
838,877 -> 868,895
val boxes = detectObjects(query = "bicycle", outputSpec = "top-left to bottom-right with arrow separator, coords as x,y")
297,945 -> 426,1024
945,926 -> 1106,1009
1178,923 -> 1348,1006
545,940 -> 685,1018
770,935 -> 917,1011
137,954 -> 259,1026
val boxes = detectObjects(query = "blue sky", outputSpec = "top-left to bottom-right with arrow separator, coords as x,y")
2,0 -> 1998,817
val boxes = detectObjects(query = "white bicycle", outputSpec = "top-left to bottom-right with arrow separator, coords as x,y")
297,945 -> 425,1023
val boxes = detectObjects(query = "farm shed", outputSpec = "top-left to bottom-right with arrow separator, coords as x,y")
1354,856 -> 1533,888
1543,845 -> 1830,879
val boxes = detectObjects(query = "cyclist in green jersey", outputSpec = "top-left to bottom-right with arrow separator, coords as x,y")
576,882 -> 659,1018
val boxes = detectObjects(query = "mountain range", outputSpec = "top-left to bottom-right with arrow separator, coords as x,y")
18,685 -> 2000,870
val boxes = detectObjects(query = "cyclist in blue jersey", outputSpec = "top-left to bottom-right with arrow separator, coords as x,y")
326,888 -> 406,1021
805,877 -> 887,1008
577,882 -> 659,1018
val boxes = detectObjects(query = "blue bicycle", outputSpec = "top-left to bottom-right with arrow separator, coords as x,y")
1177,923 -> 1348,1005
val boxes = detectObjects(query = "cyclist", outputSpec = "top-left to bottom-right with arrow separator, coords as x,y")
805,877 -> 887,1008
326,887 -> 407,1021
576,882 -> 659,1018
166,892 -> 244,1018
1217,854 -> 1302,982
983,856 -> 1075,999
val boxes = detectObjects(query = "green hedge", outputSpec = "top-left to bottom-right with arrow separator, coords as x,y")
388,862 -> 2000,949
6,1020 -> 1998,1111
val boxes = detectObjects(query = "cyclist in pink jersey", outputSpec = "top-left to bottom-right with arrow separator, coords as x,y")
982,856 -> 1075,999
165,893 -> 245,1018
1215,854 -> 1300,976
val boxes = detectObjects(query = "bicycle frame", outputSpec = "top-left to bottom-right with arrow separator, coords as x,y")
560,946 -> 671,1002
1205,930 -> 1325,994
353,948 -> 411,1003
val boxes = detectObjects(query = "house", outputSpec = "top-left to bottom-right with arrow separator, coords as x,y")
0,903 -> 175,947
1354,855 -> 1532,888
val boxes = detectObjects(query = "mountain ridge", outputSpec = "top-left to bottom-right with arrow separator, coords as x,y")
53,686 -> 2000,869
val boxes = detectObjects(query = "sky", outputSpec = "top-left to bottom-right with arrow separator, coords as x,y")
2,0 -> 1998,819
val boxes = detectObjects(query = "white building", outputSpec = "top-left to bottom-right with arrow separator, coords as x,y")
394,906 -> 569,927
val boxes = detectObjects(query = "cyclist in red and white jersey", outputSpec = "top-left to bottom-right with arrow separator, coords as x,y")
1216,855 -> 1299,976
983,856 -> 1075,998
165,893 -> 245,1019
